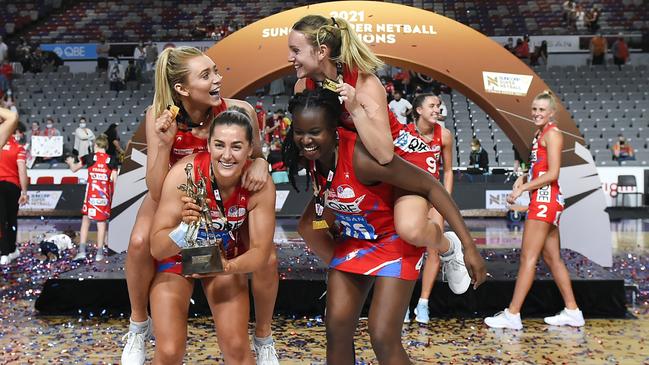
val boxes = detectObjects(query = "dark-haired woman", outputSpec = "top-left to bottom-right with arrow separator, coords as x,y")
150,110 -> 276,364
121,46 -> 278,365
282,89 -> 486,364
405,93 -> 456,324
287,16 -> 471,291
485,91 -> 584,329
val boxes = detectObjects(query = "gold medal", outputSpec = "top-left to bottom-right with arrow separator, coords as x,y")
312,220 -> 329,230
322,78 -> 340,92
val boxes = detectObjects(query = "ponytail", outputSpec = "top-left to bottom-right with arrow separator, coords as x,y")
334,17 -> 384,74
152,46 -> 204,118
292,15 -> 384,74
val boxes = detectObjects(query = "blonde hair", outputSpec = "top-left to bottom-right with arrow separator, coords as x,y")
292,15 -> 384,74
534,90 -> 558,111
152,46 -> 204,118
95,133 -> 109,150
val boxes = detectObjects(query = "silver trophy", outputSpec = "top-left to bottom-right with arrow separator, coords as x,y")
176,163 -> 226,275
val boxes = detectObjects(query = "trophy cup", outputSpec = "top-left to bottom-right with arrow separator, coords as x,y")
176,163 -> 227,275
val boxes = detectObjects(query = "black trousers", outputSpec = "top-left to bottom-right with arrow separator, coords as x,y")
0,181 -> 20,256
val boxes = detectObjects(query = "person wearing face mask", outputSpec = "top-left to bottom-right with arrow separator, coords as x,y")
469,138 -> 489,173
74,117 -> 95,161
43,117 -> 60,137
612,134 -> 635,163
0,121 -> 29,265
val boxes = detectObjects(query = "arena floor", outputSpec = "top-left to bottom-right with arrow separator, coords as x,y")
1,218 -> 648,364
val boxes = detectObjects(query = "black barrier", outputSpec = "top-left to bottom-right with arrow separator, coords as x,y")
21,175 -> 516,218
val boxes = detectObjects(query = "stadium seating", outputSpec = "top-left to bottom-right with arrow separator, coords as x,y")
11,0 -> 649,43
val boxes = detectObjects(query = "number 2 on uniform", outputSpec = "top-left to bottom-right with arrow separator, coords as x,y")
537,204 -> 548,218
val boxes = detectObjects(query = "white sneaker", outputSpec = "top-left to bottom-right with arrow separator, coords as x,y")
440,232 -> 471,294
95,249 -> 105,262
0,255 -> 10,265
484,309 -> 523,330
121,319 -> 153,365
8,248 -> 20,261
73,252 -> 87,261
404,308 -> 411,323
254,340 -> 280,365
544,308 -> 585,327
414,301 -> 430,324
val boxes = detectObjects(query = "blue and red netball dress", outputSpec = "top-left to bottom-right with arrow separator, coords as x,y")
157,151 -> 250,275
169,100 -> 228,166
306,67 -> 436,169
527,122 -> 564,225
315,128 -> 425,280
82,152 -> 115,222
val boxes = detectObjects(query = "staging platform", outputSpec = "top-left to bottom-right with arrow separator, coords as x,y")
36,234 -> 626,318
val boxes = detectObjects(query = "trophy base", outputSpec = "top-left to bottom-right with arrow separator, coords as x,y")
181,246 -> 224,275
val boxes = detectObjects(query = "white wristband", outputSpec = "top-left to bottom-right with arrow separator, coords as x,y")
168,222 -> 190,249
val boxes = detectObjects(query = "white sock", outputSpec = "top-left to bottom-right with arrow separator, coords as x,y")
565,307 -> 581,314
129,317 -> 150,333
417,298 -> 429,306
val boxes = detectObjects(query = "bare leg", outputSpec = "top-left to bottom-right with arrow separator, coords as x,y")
252,248 -> 279,338
150,273 -> 193,365
297,197 -> 337,264
508,219 -> 552,314
541,226 -> 578,310
125,194 -> 158,322
368,277 -> 415,364
96,221 -> 107,250
419,208 -> 443,300
393,192 -> 449,252
203,274 -> 255,365
326,270 -> 373,365
239,224 -> 279,338
79,215 -> 90,244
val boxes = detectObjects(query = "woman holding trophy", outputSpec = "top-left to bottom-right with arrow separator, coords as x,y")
150,110 -> 276,364
121,46 -> 279,365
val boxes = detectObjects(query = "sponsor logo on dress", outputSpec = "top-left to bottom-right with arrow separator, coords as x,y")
393,130 -> 433,153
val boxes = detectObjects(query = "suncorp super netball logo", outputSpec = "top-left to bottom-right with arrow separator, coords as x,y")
262,10 -> 437,44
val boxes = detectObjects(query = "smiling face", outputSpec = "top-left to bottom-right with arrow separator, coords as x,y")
291,107 -> 337,163
208,124 -> 252,179
288,30 -> 322,80
531,98 -> 555,127
176,55 -> 223,108
417,95 -> 441,126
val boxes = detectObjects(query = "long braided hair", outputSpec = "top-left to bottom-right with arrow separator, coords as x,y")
282,89 -> 342,191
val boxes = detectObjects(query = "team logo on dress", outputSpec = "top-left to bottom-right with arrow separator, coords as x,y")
227,205 -> 247,218
337,184 -> 356,199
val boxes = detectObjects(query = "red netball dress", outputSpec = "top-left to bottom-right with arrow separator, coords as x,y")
82,152 -> 115,221
527,122 -> 564,225
398,122 -> 443,179
157,151 -> 250,275
313,128 -> 425,280
169,100 -> 228,166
